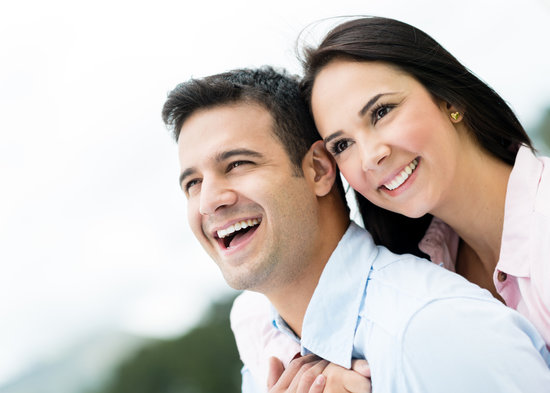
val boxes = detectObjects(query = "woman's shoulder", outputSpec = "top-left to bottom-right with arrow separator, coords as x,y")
418,217 -> 459,272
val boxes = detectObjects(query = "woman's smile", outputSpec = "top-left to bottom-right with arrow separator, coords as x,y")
312,59 -> 467,218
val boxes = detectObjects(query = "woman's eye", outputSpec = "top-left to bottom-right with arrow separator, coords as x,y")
330,139 -> 351,155
371,103 -> 397,124
375,105 -> 391,120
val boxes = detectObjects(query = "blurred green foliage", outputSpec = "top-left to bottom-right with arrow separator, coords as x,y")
527,106 -> 550,156
536,107 -> 550,152
97,295 -> 242,393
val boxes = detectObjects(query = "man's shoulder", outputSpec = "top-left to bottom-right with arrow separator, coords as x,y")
361,248 -> 498,335
343,224 -> 498,327
371,246 -> 487,299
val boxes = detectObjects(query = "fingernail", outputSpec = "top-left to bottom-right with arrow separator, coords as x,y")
358,364 -> 369,373
314,375 -> 325,385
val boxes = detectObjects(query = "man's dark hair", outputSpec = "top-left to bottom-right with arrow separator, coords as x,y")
162,66 -> 349,206
162,66 -> 320,174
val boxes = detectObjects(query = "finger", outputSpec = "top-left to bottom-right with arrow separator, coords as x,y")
273,355 -> 320,390
267,356 -> 286,389
342,369 -> 371,393
295,360 -> 329,393
308,375 -> 326,393
284,361 -> 317,393
350,359 -> 371,377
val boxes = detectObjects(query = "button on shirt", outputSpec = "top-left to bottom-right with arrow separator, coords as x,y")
232,222 -> 550,393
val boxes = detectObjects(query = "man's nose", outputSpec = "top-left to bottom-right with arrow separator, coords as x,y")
199,177 -> 238,215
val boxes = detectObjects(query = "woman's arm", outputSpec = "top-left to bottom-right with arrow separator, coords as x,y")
231,291 -> 372,393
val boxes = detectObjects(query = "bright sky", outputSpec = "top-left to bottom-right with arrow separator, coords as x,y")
1,0 -> 550,386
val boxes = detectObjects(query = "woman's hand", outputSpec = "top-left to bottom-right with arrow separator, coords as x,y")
322,360 -> 371,392
267,356 -> 371,393
268,355 -> 328,393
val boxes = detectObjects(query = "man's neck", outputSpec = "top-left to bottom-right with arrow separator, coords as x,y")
266,215 -> 350,338
268,270 -> 323,338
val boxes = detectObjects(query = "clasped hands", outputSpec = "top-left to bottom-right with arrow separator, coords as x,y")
267,354 -> 371,393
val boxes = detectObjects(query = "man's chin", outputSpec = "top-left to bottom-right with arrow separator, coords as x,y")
224,275 -> 260,291
221,267 -> 272,292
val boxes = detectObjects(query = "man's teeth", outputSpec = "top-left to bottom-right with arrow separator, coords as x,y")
384,159 -> 418,190
217,219 -> 260,239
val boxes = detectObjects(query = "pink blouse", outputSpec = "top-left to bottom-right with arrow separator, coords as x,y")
419,145 -> 550,348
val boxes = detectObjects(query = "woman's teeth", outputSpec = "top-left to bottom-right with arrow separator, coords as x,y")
384,159 -> 418,190
217,218 -> 260,239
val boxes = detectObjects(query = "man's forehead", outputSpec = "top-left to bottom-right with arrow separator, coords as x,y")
179,103 -> 274,140
177,103 -> 281,165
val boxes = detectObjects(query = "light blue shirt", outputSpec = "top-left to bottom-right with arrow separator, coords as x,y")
242,222 -> 550,392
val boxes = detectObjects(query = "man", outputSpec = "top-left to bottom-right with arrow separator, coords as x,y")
162,67 -> 550,393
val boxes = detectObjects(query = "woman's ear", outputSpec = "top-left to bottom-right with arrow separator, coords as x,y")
303,140 -> 338,197
441,101 -> 464,122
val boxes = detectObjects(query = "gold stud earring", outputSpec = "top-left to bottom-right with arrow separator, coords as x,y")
450,111 -> 460,121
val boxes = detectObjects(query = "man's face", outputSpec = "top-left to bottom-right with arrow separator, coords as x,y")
178,103 -> 319,292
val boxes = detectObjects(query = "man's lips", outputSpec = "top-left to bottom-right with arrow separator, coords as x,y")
212,217 -> 262,250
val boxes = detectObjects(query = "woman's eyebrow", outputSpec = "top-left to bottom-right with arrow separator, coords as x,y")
358,92 -> 397,116
324,131 -> 344,145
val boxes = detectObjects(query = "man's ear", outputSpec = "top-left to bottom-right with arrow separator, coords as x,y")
303,140 -> 338,197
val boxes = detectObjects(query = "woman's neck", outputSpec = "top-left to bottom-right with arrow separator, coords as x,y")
433,140 -> 513,288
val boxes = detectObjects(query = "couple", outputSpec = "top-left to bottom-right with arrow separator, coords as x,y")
162,17 -> 550,393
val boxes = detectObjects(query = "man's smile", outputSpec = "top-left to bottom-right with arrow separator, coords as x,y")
212,217 -> 262,250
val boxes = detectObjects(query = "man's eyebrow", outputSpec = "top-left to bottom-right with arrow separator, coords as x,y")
217,148 -> 264,162
179,168 -> 196,188
178,148 -> 264,187
358,92 -> 397,117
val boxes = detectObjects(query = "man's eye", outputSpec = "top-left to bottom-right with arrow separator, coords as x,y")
185,178 -> 201,192
227,161 -> 250,171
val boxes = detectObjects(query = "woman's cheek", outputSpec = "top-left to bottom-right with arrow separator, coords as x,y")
340,162 -> 367,194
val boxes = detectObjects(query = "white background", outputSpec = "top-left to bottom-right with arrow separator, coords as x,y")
1,0 -> 550,386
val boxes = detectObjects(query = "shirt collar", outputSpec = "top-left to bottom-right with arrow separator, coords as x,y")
298,222 -> 377,368
498,145 -> 543,276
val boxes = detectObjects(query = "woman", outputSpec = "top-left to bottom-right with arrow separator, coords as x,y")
232,16 -> 550,392
301,16 -> 549,342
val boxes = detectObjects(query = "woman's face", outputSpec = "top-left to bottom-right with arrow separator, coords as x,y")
311,59 -> 465,218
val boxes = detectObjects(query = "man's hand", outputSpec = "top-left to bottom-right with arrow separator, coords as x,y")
267,356 -> 371,393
